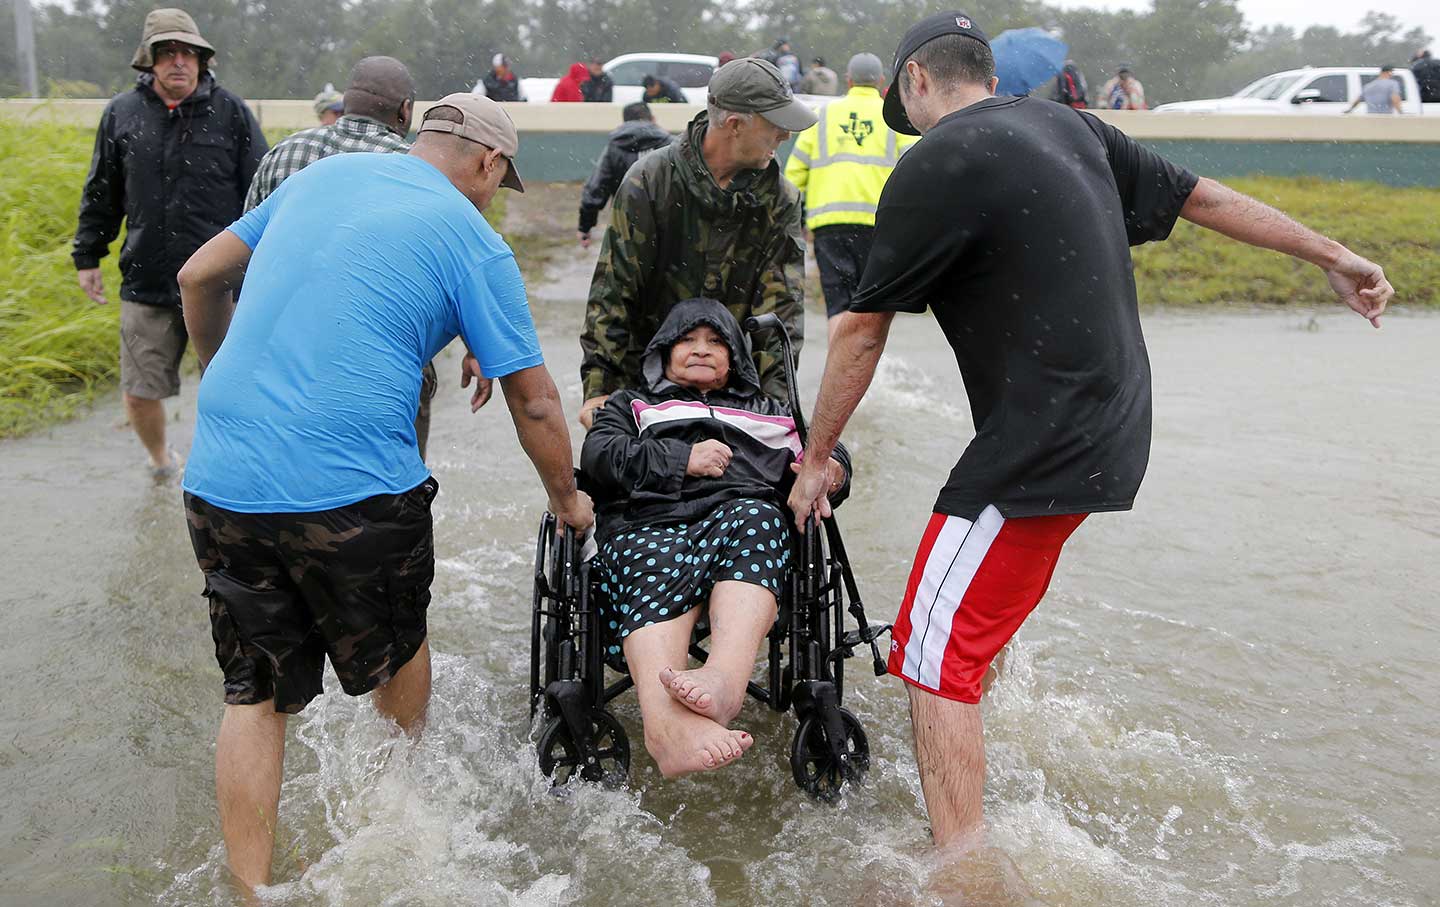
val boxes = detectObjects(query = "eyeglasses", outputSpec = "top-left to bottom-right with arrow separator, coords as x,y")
154,44 -> 200,63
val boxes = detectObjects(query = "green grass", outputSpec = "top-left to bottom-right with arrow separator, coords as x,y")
1132,176 -> 1439,307
0,125 -> 122,437
2,122 -> 1435,439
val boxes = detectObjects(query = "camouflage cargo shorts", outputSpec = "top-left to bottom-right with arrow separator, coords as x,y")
184,477 -> 438,714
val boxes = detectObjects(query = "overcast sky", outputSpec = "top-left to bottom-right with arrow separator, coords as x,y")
1050,0 -> 1437,52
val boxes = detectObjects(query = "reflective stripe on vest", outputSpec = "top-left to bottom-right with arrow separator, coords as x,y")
805,200 -> 880,218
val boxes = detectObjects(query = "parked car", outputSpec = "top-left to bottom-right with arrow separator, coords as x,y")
476,53 -> 718,105
1154,66 -> 1436,115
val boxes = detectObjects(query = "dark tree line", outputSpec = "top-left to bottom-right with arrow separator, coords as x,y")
1,0 -> 1430,105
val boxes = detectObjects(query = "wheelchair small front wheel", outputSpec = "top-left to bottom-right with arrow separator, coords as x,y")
790,707 -> 869,801
537,708 -> 631,787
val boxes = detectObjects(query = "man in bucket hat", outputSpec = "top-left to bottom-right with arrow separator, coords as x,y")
178,93 -> 591,892
579,58 -> 818,429
73,7 -> 266,481
790,10 -> 1392,854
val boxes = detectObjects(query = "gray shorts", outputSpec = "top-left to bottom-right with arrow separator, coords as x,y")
120,301 -> 187,399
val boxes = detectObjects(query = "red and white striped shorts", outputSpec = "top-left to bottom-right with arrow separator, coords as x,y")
888,506 -> 1087,703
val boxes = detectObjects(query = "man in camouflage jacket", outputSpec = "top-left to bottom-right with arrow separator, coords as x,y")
579,58 -> 818,427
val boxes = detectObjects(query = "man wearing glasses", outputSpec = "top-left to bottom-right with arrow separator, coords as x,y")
73,7 -> 266,481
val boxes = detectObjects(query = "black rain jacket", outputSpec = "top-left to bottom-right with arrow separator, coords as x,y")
577,120 -> 675,233
72,71 -> 266,307
581,72 -> 614,102
581,299 -> 851,544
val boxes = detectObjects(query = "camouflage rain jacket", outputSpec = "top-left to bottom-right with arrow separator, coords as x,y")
580,111 -> 806,401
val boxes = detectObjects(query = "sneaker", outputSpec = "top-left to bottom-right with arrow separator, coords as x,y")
149,447 -> 184,484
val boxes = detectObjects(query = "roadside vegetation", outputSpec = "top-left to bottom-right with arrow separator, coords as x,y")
1131,176 -> 1438,308
2,122 -> 1435,439
0,123 -> 118,437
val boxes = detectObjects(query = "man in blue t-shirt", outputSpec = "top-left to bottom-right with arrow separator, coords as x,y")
177,93 -> 592,894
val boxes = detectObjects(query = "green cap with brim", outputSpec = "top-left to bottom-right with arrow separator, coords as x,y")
131,8 -> 216,71
707,58 -> 818,132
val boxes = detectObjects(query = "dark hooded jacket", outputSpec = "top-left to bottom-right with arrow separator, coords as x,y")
581,70 -> 614,102
644,76 -> 687,104
1414,55 -> 1440,103
73,71 -> 266,305
73,71 -> 267,307
581,299 -> 850,543
577,119 -> 676,233
482,69 -> 523,102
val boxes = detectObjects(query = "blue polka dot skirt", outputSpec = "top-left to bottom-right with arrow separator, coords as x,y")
594,498 -> 791,656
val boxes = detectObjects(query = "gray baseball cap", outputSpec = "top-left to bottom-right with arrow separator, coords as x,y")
418,93 -> 525,192
707,58 -> 818,132
847,53 -> 885,86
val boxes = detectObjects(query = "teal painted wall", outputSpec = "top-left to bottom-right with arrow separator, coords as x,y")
1144,140 -> 1440,188
521,132 -> 1440,187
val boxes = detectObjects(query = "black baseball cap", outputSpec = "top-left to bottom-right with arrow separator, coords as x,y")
883,10 -> 990,135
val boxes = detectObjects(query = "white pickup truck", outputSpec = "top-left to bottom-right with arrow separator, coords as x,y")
480,53 -> 717,105
1154,66 -> 1437,115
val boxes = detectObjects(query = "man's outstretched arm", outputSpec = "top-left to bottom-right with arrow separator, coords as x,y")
787,311 -> 894,528
1179,177 -> 1393,327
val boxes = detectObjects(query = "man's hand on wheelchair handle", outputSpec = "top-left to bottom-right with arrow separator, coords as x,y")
787,457 -> 837,528
552,490 -> 595,533
460,354 -> 493,412
686,439 -> 733,477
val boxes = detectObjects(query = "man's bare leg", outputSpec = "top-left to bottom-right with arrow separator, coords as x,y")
622,610 -> 753,776
909,684 -> 987,848
123,392 -> 171,468
372,638 -> 432,735
659,580 -> 776,725
215,701 -> 287,893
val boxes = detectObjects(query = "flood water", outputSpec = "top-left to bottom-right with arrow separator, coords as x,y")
2,220 -> 1437,905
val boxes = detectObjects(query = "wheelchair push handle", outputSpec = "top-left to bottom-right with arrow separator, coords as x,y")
743,314 -> 807,442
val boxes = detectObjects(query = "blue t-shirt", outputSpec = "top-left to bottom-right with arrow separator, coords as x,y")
183,153 -> 543,512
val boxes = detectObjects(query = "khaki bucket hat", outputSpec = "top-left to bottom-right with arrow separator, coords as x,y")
131,8 -> 216,72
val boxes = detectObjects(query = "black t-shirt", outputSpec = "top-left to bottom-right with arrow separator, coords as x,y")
850,96 -> 1198,520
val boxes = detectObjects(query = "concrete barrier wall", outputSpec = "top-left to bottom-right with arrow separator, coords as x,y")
6,98 -> 1440,186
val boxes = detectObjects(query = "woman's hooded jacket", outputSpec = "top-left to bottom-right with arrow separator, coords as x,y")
581,298 -> 851,542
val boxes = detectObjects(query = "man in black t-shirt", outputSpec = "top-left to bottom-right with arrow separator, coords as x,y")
788,11 -> 1394,850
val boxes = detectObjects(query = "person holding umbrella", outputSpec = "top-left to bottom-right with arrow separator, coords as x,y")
989,26 -> 1067,97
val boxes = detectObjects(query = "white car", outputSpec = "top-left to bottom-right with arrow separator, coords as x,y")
476,53 -> 718,105
1154,67 -> 1434,115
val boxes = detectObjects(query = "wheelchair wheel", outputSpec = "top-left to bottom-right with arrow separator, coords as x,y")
537,708 -> 631,786
790,708 -> 869,801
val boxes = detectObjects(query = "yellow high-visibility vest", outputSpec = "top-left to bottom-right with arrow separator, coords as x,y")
784,86 -> 917,230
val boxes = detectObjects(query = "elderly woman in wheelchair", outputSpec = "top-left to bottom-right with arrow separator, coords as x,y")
579,298 -> 852,777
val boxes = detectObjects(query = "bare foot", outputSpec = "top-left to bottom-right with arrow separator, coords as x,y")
659,664 -> 744,724
645,709 -> 753,777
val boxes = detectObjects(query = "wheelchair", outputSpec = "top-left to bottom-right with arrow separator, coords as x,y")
527,315 -> 892,800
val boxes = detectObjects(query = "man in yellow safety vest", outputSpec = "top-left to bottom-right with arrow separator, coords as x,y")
784,52 -> 917,338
